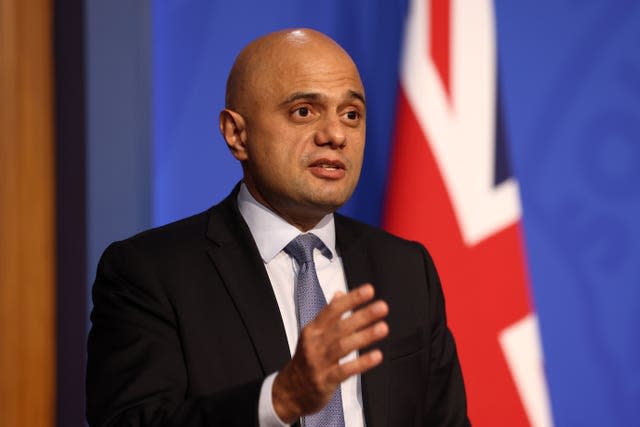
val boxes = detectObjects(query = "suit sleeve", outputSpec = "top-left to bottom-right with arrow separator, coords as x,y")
420,245 -> 471,426
86,241 -> 262,427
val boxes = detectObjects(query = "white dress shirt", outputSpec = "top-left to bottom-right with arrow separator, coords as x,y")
236,183 -> 365,427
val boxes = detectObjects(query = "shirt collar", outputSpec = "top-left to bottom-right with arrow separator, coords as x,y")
237,183 -> 336,263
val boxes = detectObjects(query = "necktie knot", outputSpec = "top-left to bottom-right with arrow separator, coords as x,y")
284,233 -> 332,265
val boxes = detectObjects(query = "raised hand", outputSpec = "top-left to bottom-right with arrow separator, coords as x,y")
272,284 -> 389,423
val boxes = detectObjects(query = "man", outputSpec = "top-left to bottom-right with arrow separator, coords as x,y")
87,28 -> 469,426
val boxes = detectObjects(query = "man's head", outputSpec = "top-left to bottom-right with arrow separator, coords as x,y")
219,28 -> 366,231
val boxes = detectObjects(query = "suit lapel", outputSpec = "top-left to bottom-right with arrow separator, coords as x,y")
205,190 -> 291,376
336,215 -> 389,427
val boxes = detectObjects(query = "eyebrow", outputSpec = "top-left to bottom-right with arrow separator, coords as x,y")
280,90 -> 366,107
348,90 -> 366,106
280,92 -> 322,106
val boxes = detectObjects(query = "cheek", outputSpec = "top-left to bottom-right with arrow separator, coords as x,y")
348,132 -> 366,167
250,133 -> 303,180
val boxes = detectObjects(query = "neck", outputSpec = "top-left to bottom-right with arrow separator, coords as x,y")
243,183 -> 327,232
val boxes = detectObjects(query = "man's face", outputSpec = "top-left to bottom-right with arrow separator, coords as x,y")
239,40 -> 366,226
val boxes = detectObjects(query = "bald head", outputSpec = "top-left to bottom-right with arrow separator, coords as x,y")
219,28 -> 366,230
225,29 -> 361,112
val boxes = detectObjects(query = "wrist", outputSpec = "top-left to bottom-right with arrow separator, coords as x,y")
272,368 -> 303,423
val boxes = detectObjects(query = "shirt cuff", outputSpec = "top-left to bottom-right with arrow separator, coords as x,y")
259,372 -> 290,427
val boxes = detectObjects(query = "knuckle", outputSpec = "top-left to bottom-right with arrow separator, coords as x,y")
298,335 -> 318,360
301,341 -> 315,360
336,363 -> 349,378
301,326 -> 311,338
368,326 -> 379,339
327,297 -> 340,310
333,319 -> 347,336
310,372 -> 325,392
301,325 -> 316,341
359,310 -> 374,325
332,338 -> 348,357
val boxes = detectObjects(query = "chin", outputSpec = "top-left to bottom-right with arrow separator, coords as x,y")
307,194 -> 350,213
290,182 -> 356,213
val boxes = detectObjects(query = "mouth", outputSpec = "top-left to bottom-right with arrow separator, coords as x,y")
308,158 -> 347,179
309,159 -> 345,170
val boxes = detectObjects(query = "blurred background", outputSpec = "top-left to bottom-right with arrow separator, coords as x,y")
1,0 -> 638,425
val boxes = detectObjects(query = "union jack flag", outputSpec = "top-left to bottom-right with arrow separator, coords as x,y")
384,1 -> 553,425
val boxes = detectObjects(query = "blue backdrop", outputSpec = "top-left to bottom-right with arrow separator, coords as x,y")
150,1 -> 640,425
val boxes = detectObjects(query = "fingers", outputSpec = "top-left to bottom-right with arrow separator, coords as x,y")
339,299 -> 388,336
307,284 -> 389,361
275,284 -> 388,421
327,349 -> 384,385
329,320 -> 388,360
315,284 -> 375,326
322,297 -> 389,360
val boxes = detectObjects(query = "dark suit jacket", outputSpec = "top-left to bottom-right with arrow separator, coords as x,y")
86,188 -> 470,426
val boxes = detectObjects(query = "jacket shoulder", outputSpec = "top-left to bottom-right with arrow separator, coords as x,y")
335,213 -> 430,254
119,209 -> 211,250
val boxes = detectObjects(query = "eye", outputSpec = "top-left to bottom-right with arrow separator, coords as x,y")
346,110 -> 360,120
294,106 -> 310,117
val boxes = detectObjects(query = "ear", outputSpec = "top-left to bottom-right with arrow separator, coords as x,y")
219,109 -> 248,161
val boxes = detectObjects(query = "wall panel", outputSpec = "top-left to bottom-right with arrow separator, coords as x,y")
0,0 -> 56,425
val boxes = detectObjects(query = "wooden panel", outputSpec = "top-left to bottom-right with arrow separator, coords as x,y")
0,0 -> 56,425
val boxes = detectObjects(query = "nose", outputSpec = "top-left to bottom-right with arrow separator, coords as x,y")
314,115 -> 346,148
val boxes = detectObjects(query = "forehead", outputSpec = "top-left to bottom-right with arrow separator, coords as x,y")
259,44 -> 364,103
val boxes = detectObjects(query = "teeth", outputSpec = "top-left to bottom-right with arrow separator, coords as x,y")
321,164 -> 338,170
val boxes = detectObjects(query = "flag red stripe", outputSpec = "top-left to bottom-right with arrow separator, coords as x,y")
384,88 -> 533,425
430,0 -> 451,98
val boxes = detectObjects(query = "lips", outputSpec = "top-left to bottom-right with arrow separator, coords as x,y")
308,158 -> 346,179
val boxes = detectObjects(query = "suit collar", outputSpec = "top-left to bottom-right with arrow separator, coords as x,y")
236,182 -> 336,263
